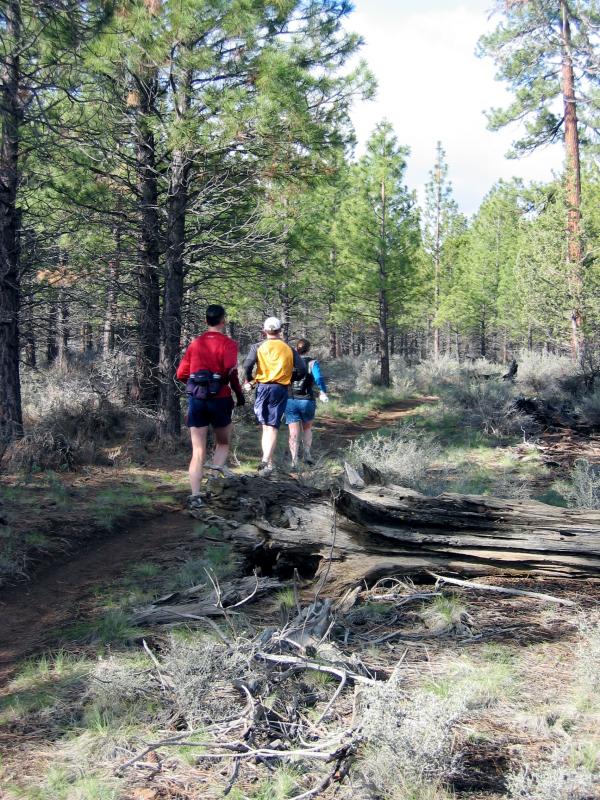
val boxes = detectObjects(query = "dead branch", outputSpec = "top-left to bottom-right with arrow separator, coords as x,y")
256,652 -> 378,686
428,572 -> 577,606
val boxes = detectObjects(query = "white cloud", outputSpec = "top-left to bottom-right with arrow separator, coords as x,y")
348,2 -> 562,214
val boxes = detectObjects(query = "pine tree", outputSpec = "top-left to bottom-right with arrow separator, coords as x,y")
423,142 -> 460,359
335,122 -> 420,386
479,0 -> 600,360
439,181 -> 523,358
0,0 -> 109,448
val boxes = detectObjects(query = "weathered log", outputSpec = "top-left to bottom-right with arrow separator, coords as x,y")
220,482 -> 600,593
188,477 -> 600,594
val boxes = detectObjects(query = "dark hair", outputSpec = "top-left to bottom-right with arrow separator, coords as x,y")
206,304 -> 226,326
296,338 -> 310,355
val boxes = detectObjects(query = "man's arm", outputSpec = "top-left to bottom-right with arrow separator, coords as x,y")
223,340 -> 245,404
176,344 -> 192,381
243,343 -> 259,383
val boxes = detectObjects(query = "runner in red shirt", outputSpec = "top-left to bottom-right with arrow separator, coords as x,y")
176,304 -> 244,508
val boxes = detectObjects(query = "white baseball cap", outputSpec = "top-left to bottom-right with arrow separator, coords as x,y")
263,316 -> 282,332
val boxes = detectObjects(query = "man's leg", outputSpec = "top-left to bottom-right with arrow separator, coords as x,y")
288,421 -> 301,465
261,424 -> 278,465
189,426 -> 208,494
213,423 -> 232,466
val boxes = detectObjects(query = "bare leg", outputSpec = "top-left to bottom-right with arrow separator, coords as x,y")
212,423 -> 232,466
288,422 -> 301,464
261,425 -> 278,464
189,427 -> 208,494
302,420 -> 314,457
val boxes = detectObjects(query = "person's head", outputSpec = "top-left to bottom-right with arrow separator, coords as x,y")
263,317 -> 282,338
296,338 -> 310,355
206,304 -> 226,330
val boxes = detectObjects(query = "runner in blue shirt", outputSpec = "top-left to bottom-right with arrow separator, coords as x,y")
285,339 -> 329,468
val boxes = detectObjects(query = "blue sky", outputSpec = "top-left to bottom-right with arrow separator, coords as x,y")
347,0 -> 561,214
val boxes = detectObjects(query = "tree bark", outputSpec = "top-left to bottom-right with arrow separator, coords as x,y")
198,479 -> 600,596
560,1 -> 584,363
160,147 -> 190,437
23,290 -> 36,368
280,281 -> 291,342
433,162 -> 442,360
134,74 -> 161,408
82,322 -> 93,354
329,326 -> 337,355
103,226 -> 120,355
0,0 -> 23,445
57,284 -> 70,372
378,176 -> 390,387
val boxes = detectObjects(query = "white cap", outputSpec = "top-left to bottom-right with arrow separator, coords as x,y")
263,316 -> 282,332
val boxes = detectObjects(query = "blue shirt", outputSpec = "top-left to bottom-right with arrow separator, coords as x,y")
311,360 -> 327,393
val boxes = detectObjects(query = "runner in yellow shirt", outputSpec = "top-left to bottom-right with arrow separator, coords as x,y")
243,317 -> 306,476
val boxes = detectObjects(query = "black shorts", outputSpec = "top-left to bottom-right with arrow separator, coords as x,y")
187,396 -> 234,429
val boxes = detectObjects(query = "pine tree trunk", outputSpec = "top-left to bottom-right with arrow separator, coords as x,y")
378,177 -> 390,387
82,322 -> 93,354
134,77 -> 161,408
160,148 -> 190,437
480,315 -> 487,358
23,291 -> 36,368
103,226 -> 120,355
0,0 -> 23,446
280,282 -> 291,342
329,323 -> 337,359
560,1 -> 584,362
46,296 -> 58,365
433,173 -> 441,361
57,285 -> 70,372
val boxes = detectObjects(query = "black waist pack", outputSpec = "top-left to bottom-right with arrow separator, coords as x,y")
186,370 -> 223,400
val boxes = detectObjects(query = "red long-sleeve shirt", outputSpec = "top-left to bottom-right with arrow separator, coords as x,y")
176,331 -> 243,400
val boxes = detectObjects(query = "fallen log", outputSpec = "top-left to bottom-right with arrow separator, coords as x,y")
204,478 -> 600,593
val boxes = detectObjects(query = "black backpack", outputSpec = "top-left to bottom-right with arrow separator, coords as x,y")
292,357 -> 315,398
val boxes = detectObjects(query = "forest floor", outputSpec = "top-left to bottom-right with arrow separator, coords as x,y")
2,392 -> 600,799
0,398 -> 428,681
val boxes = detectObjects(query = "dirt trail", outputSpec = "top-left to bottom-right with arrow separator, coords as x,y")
0,511 -> 195,685
0,398 -> 429,685
317,395 -> 437,447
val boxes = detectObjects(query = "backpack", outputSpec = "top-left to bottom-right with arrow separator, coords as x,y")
186,370 -> 223,401
292,357 -> 315,398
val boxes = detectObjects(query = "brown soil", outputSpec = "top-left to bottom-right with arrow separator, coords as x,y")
316,395 -> 437,447
0,510 -> 195,685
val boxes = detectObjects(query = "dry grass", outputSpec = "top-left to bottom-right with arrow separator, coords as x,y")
556,458 -> 600,509
347,423 -> 440,488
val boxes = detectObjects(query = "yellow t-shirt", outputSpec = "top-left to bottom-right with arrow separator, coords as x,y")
254,339 -> 294,385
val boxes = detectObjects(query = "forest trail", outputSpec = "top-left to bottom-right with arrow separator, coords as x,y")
0,398 -> 430,685
0,512 -> 194,686
316,395 -> 437,447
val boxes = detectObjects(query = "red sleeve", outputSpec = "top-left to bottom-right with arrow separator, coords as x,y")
223,339 -> 243,398
222,338 -> 238,371
176,343 -> 192,381
229,368 -> 243,398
